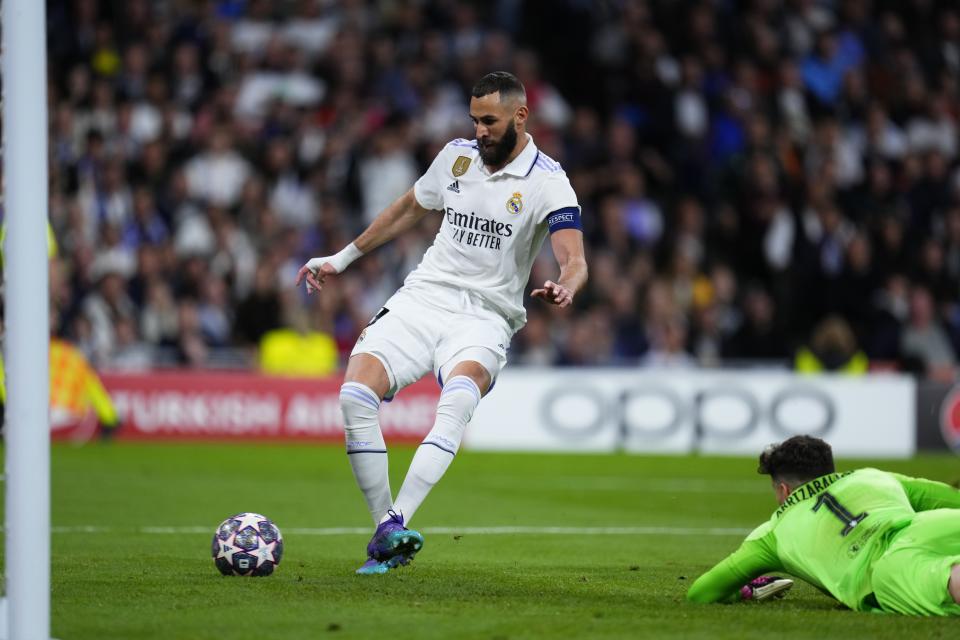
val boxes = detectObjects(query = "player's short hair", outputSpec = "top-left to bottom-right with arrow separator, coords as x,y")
758,435 -> 835,485
471,72 -> 526,104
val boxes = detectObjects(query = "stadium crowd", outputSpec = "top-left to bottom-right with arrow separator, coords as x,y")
33,0 -> 960,379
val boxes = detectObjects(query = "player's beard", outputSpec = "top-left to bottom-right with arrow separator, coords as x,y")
478,119 -> 518,168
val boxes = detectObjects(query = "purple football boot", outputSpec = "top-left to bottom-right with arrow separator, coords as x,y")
355,510 -> 424,575
740,576 -> 794,601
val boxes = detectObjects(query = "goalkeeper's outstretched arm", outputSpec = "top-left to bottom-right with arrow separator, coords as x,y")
892,472 -> 960,511
687,531 -> 781,603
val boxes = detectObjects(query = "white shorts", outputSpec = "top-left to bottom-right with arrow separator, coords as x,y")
351,282 -> 513,396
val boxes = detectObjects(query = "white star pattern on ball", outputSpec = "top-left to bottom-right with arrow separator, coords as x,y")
256,541 -> 277,567
235,513 -> 265,531
212,512 -> 283,576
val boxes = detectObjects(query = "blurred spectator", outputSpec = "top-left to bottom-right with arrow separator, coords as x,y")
184,128 -> 251,208
108,316 -> 154,371
513,309 -> 559,366
641,314 -> 696,369
175,299 -> 208,367
800,28 -> 863,107
259,313 -> 338,376
557,310 -> 613,366
282,0 -> 339,59
689,302 -> 724,368
359,118 -> 418,225
141,280 -> 179,347
235,263 -> 283,347
198,276 -> 233,347
122,186 -> 168,249
617,167 -> 663,248
723,285 -> 789,364
900,285 -> 957,381
83,263 -> 136,366
795,315 -> 868,374
264,137 -> 317,228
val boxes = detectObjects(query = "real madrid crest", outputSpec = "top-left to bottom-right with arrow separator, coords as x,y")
452,156 -> 471,177
506,192 -> 523,215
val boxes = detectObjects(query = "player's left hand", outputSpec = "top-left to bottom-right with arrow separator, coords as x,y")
740,576 -> 794,602
531,280 -> 573,308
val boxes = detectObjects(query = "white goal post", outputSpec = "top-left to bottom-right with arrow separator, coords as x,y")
2,0 -> 52,638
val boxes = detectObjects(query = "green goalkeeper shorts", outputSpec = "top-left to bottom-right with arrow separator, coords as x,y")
871,509 -> 960,616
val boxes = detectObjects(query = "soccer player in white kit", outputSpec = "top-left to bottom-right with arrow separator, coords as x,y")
296,72 -> 588,574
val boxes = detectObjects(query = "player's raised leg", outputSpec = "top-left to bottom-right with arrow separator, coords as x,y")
393,359 -> 491,523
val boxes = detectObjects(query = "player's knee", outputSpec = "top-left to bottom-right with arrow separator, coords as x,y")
339,382 -> 381,431
447,360 -> 491,395
344,354 -> 391,398
424,376 -> 481,449
437,376 -> 481,422
950,564 -> 960,604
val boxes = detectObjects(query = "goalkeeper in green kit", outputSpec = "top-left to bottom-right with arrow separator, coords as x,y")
687,435 -> 960,616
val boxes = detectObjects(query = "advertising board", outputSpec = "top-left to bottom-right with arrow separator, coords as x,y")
51,372 -> 439,442
467,370 -> 916,458
50,369 -> 917,458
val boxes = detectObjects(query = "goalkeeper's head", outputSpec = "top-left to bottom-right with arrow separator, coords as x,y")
758,435 -> 835,504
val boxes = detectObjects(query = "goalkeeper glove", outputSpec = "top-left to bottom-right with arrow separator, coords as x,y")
740,576 -> 794,601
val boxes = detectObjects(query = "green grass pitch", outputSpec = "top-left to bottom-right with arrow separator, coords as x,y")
2,443 -> 958,639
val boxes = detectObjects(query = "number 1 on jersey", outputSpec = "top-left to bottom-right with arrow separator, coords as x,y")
812,492 -> 868,537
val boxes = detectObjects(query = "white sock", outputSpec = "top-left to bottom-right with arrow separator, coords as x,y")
392,376 -> 481,524
340,382 -> 393,524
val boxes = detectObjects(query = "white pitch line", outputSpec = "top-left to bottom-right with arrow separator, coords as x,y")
425,526 -> 751,536
481,477 -> 768,494
46,525 -> 750,536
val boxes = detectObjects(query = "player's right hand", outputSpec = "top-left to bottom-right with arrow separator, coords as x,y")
740,576 -> 794,602
296,258 -> 339,294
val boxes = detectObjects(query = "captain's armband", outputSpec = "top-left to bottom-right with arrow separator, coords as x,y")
546,207 -> 582,233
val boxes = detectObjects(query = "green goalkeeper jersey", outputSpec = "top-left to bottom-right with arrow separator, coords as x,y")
687,468 -> 960,610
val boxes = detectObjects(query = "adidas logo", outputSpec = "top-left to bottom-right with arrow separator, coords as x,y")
447,180 -> 460,193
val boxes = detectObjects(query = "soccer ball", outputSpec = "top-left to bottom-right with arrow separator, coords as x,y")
211,512 -> 284,576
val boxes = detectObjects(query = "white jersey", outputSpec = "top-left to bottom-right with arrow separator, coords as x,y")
410,134 -> 580,331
